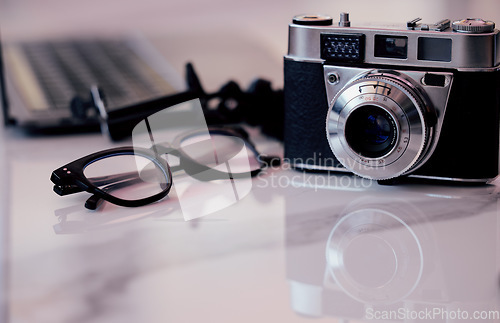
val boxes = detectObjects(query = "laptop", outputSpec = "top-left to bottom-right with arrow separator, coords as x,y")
0,34 -> 184,134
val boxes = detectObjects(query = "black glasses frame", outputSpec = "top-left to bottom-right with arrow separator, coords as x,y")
163,127 -> 268,180
51,127 -> 279,210
51,146 -> 173,209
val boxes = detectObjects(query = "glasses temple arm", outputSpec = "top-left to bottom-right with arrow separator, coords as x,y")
53,184 -> 85,196
52,171 -> 140,196
53,165 -> 166,195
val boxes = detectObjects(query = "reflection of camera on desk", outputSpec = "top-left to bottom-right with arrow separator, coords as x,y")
285,186 -> 499,321
284,13 -> 500,183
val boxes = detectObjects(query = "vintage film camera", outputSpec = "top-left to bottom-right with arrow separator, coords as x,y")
284,13 -> 500,183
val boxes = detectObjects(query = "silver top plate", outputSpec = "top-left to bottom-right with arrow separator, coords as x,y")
286,22 -> 500,71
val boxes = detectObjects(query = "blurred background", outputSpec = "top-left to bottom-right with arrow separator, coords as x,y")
1,0 -> 499,90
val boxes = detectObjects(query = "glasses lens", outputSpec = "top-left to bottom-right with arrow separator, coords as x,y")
83,153 -> 170,201
173,132 -> 255,220
130,98 -> 261,176
130,98 -> 256,220
179,133 -> 260,175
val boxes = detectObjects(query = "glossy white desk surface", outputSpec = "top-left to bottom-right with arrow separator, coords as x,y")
1,127 -> 500,323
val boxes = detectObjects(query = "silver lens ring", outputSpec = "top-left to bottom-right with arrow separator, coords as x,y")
326,71 -> 433,180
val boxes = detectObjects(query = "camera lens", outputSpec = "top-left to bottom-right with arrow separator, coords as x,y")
345,105 -> 397,158
326,70 -> 433,180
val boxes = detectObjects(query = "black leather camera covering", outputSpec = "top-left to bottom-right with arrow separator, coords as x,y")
413,70 -> 500,179
284,59 -> 342,168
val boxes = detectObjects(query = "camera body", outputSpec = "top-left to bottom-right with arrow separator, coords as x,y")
284,14 -> 500,183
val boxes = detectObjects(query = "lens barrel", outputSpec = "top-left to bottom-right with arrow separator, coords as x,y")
327,71 -> 433,180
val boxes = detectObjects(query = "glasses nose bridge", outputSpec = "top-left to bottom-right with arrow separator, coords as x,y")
151,143 -> 179,158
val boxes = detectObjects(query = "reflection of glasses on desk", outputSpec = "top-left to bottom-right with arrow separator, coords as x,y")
51,126 -> 278,210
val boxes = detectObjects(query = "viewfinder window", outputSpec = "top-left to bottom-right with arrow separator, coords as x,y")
374,35 -> 408,59
418,37 -> 452,62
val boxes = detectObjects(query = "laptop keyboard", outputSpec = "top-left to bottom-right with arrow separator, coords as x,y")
5,38 -> 178,112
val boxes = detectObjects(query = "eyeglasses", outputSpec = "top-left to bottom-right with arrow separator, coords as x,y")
51,126 -> 279,210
